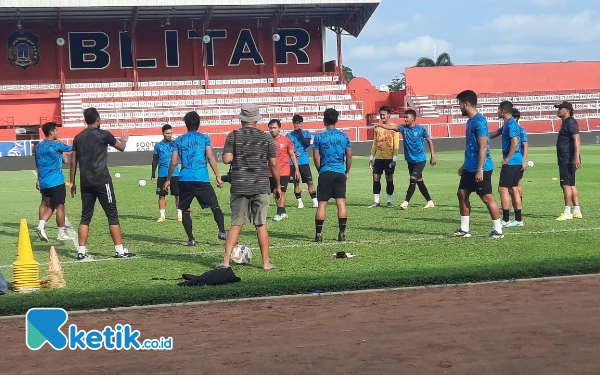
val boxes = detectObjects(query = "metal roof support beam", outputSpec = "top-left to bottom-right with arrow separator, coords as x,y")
131,6 -> 139,32
271,5 -> 286,33
57,8 -> 66,92
202,7 -> 213,89
341,6 -> 359,32
131,7 -> 140,90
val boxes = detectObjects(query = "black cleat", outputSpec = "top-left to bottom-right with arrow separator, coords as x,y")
337,232 -> 346,242
114,251 -> 136,258
314,233 -> 323,242
184,240 -> 197,247
76,253 -> 89,261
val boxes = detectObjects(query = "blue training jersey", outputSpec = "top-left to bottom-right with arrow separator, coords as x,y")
520,125 -> 528,153
397,124 -> 429,163
287,129 -> 312,165
464,113 -> 494,173
500,118 -> 523,166
153,141 -> 180,178
313,129 -> 351,174
174,131 -> 212,182
35,140 -> 72,189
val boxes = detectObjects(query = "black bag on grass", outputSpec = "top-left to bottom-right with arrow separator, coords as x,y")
178,267 -> 241,287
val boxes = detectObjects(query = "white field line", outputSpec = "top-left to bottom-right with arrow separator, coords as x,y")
1,226 -> 599,270
1,272 -> 599,320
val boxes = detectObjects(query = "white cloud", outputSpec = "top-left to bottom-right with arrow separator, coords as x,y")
476,10 -> 600,43
349,44 -> 379,58
394,35 -> 452,58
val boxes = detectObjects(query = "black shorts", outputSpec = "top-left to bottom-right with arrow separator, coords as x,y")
407,161 -> 426,179
499,165 -> 521,188
290,164 -> 313,184
270,176 -> 289,193
559,164 -> 576,186
458,170 -> 493,196
373,159 -> 395,175
178,181 -> 219,211
80,183 -> 119,226
156,177 -> 180,196
40,184 -> 66,209
316,171 -> 346,201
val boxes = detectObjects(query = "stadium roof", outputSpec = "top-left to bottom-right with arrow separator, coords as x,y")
0,0 -> 381,37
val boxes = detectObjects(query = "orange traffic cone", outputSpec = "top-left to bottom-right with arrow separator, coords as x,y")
40,246 -> 65,289
12,219 -> 40,292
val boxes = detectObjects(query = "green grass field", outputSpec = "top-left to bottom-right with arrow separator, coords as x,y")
0,145 -> 599,316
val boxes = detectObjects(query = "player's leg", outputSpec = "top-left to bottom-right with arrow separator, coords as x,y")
36,193 -> 53,242
156,177 -> 168,222
251,194 -> 275,270
385,161 -> 396,208
197,183 -> 227,240
273,176 -> 289,221
334,173 -> 348,241
510,186 -> 523,225
569,166 -> 582,219
369,172 -> 382,208
315,172 -> 332,242
52,184 -> 70,240
177,182 -> 196,245
477,171 -> 503,238
450,171 -> 474,237
171,177 -> 182,221
556,164 -> 574,220
290,165 -> 303,208
77,186 -> 96,259
414,161 -> 434,208
401,162 -> 417,210
97,183 -> 134,258
220,194 -> 249,268
518,169 -> 524,203
498,170 -> 512,225
302,165 -> 318,208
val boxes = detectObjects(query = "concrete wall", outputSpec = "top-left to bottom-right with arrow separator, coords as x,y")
2,132 -> 599,172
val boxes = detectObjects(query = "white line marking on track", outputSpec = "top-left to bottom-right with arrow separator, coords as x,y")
1,227 -> 599,269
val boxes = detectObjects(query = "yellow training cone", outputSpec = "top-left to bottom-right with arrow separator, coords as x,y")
14,219 -> 36,265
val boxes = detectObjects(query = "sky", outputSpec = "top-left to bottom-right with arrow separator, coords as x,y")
325,0 -> 600,86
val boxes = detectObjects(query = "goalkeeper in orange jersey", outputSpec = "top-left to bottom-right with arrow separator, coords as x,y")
368,106 -> 400,208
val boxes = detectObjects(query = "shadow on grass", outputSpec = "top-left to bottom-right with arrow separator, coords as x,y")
2,256 -> 600,316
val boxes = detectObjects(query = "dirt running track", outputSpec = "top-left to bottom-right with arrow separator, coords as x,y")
3,275 -> 600,375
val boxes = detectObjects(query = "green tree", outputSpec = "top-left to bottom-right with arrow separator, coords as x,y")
342,65 -> 354,82
388,74 -> 405,92
415,52 -> 453,67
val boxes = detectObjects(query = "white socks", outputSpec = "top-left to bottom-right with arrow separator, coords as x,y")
159,209 -> 166,218
573,206 -> 581,214
312,197 -> 318,206
38,220 -> 45,229
374,194 -> 380,204
115,244 -> 124,255
58,227 -> 65,236
564,206 -> 571,215
387,194 -> 393,203
460,216 -> 470,232
177,209 -> 183,218
492,219 -> 503,233
78,245 -> 86,255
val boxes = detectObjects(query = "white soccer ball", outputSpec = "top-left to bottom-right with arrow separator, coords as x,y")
115,173 -> 121,178
527,161 -> 534,168
138,179 -> 147,187
231,244 -> 252,265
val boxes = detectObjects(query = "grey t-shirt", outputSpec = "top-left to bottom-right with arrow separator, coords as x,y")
223,127 -> 276,195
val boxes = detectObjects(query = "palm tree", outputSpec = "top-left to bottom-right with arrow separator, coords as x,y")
415,52 -> 453,67
388,74 -> 405,92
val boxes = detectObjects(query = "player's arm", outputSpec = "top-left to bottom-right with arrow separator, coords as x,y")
151,153 -> 159,183
162,150 -> 178,191
68,150 -> 77,197
288,143 -> 300,181
222,133 -> 234,164
345,147 -> 352,180
110,129 -> 129,152
313,149 -> 321,172
476,136 -> 488,181
206,146 -> 223,187
573,133 -> 581,169
521,141 -> 529,170
502,136 -> 518,166
297,130 -> 311,148
490,129 -> 501,139
369,134 -> 377,166
378,122 -> 397,131
425,137 -> 437,166
267,138 -> 281,199
59,142 -> 72,164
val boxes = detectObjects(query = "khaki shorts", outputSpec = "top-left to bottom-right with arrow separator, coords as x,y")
230,194 -> 270,226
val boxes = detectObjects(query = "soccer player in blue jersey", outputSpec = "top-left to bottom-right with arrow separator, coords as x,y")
496,101 -> 524,227
450,90 -> 503,239
152,124 -> 182,222
162,111 -> 226,246
313,108 -> 352,242
513,109 -> 528,202
34,122 -> 72,242
378,109 -> 436,210
287,114 -> 318,208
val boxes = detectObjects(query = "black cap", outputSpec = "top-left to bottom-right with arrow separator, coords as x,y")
554,101 -> 574,111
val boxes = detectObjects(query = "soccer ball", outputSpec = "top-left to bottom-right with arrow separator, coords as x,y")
231,244 -> 252,265
527,161 -> 534,168
115,173 -> 121,178
138,179 -> 147,187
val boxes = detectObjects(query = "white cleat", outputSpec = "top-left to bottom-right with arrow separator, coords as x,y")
57,234 -> 73,241
399,201 -> 409,210
36,226 -> 48,242
297,201 -> 304,209
423,201 -> 435,209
